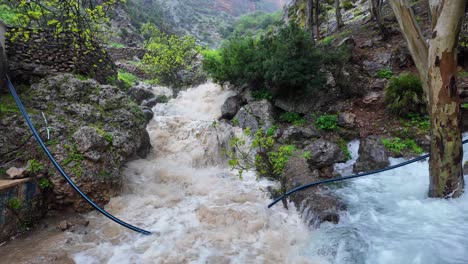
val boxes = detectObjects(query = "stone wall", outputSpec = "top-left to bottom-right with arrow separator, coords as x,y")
107,47 -> 146,62
5,28 -> 117,84
0,179 -> 45,242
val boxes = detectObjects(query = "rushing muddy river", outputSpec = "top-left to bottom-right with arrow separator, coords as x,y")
1,83 -> 468,264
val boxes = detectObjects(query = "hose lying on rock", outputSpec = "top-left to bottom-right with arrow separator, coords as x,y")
268,139 -> 468,208
7,77 -> 152,235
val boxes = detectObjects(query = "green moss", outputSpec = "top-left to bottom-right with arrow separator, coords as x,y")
338,139 -> 352,161
7,198 -> 22,210
0,94 -> 20,116
109,42 -> 126,48
376,68 -> 393,79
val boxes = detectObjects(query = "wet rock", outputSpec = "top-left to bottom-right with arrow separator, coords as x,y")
338,112 -> 356,128
221,95 -> 245,120
127,85 -> 155,104
234,100 -> 275,132
58,220 -> 70,231
284,156 -> 346,226
304,139 -> 347,168
141,107 -> 154,123
141,98 -> 158,108
72,126 -> 109,153
359,40 -> 373,48
353,136 -> 390,173
6,167 -> 27,179
464,162 -> 468,175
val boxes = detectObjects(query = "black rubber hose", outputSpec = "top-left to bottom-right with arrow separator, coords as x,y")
7,78 -> 152,235
268,139 -> 468,208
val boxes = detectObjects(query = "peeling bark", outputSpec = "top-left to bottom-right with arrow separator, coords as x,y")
390,0 -> 467,198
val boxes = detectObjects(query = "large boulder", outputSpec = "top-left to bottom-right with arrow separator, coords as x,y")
221,95 -> 245,120
234,100 -> 275,132
0,74 -> 152,212
353,136 -> 390,173
279,126 -> 320,147
127,84 -> 155,104
304,139 -> 347,168
284,156 -> 346,226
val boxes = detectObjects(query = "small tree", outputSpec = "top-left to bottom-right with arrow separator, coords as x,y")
335,0 -> 344,29
369,0 -> 388,38
227,128 -> 298,209
141,23 -> 201,86
389,0 -> 466,198
8,0 -> 122,48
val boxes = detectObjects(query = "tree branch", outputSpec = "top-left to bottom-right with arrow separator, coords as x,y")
388,0 -> 429,94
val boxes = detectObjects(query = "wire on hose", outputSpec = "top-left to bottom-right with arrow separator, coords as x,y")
268,139 -> 468,208
6,77 -> 152,235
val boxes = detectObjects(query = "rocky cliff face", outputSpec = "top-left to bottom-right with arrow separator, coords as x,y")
0,74 -> 151,212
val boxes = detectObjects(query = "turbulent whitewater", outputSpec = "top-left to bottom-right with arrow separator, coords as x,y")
64,83 -> 315,263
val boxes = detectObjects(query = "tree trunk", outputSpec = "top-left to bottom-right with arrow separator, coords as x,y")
427,0 -> 466,198
335,0 -> 344,29
314,0 -> 321,39
306,0 -> 314,36
389,0 -> 466,198
369,0 -> 388,38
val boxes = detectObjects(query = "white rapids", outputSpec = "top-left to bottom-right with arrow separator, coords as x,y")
306,136 -> 468,264
63,83 -> 319,264
61,82 -> 468,264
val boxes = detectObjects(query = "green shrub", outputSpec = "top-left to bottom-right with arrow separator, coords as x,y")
280,112 -> 305,126
382,137 -> 423,155
462,103 -> 468,109
315,114 -> 339,131
203,23 -> 325,98
7,198 -> 22,210
118,70 -> 138,90
27,159 -> 44,174
338,139 -> 352,161
252,89 -> 273,101
342,0 -> 354,10
376,68 -> 393,79
38,178 -> 53,189
384,73 -> 426,116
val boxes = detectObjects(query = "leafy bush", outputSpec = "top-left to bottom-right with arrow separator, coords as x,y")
38,178 -> 53,189
315,114 -> 339,131
227,128 -> 299,209
338,139 -> 352,161
252,89 -> 273,101
377,68 -> 393,79
203,23 -> 325,98
27,159 -> 44,174
384,73 -> 426,116
280,112 -> 305,126
118,70 -> 138,90
342,0 -> 354,10
382,137 -> 423,155
141,23 -> 201,87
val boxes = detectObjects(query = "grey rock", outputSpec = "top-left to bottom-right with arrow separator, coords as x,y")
127,86 -> 155,104
353,136 -> 390,173
72,126 -> 109,153
362,91 -> 382,104
370,78 -> 388,91
338,112 -> 356,128
362,60 -> 383,76
141,98 -> 158,108
280,126 -> 320,146
84,151 -> 102,162
234,100 -> 275,132
304,139 -> 346,168
284,156 -> 346,226
359,40 -> 373,48
338,37 -> 356,48
6,167 -> 27,179
221,95 -> 244,120
464,162 -> 468,176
